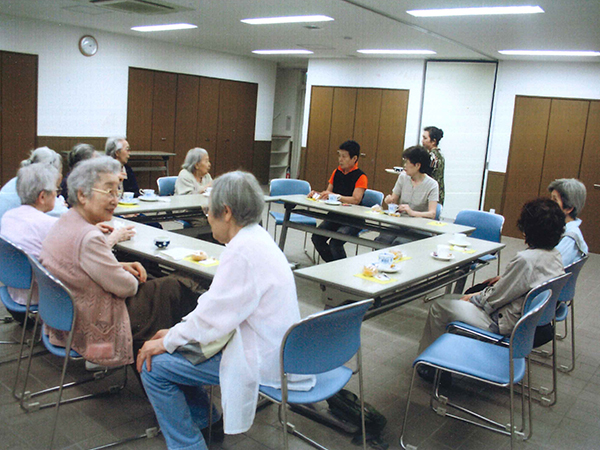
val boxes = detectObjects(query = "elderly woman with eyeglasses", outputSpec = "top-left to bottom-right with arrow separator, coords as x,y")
137,171 -> 314,450
39,156 -> 199,368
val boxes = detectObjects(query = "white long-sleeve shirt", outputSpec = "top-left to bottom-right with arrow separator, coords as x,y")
163,223 -> 315,434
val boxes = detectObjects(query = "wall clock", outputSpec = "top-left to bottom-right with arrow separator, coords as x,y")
79,35 -> 98,57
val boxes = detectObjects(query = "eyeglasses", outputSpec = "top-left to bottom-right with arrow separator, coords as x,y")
92,188 -> 120,199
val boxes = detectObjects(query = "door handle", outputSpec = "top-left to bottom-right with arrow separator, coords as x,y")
161,137 -> 166,141
360,153 -> 366,157
594,184 -> 600,189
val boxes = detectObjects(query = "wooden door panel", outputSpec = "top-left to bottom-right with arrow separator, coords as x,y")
578,101 -> 600,253
540,99 -> 589,193
1,52 -> 37,184
327,88 -> 357,179
232,81 -> 258,173
126,68 -> 154,153
501,96 -> 552,237
374,89 -> 409,196
304,86 -> 334,190
173,74 -> 199,174
215,80 -> 238,176
197,77 -> 220,159
353,89 -> 382,190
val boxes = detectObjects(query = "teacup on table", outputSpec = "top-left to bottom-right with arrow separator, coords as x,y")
154,236 -> 170,249
140,189 -> 155,197
122,192 -> 134,202
388,203 -> 399,214
452,233 -> 468,246
328,194 -> 341,202
436,244 -> 451,259
378,251 -> 394,270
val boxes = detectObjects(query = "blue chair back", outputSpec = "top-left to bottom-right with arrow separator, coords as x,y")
27,256 -> 75,332
282,299 -> 373,375
435,203 -> 442,220
510,290 -> 551,359
558,255 -> 587,304
454,210 -> 504,243
522,273 -> 571,327
360,189 -> 383,208
0,236 -> 32,289
270,178 -> 311,197
157,176 -> 177,196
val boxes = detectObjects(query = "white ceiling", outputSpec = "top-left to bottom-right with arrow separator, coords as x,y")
1,0 -> 599,67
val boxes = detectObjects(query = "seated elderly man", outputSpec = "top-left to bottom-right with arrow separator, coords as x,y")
548,178 -> 588,266
0,164 -> 60,322
105,136 -> 139,196
40,157 -> 199,367
137,171 -> 315,450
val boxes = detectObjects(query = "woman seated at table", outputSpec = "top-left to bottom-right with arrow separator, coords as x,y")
39,156 -> 199,367
175,147 -> 212,195
0,164 -> 60,322
0,147 -> 68,222
416,198 -> 565,381
61,143 -> 98,205
137,171 -> 315,450
377,145 -> 439,245
548,178 -> 588,266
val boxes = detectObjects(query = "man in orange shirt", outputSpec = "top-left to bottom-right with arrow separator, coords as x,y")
308,140 -> 367,262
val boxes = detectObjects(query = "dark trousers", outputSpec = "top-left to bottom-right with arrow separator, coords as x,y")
311,220 -> 361,262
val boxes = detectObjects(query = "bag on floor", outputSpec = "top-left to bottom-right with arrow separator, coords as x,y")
326,388 -> 387,437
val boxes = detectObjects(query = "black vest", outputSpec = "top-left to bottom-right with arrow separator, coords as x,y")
332,168 -> 365,197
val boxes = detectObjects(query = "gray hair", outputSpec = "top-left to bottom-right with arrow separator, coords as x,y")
182,148 -> 209,173
68,143 -> 97,169
68,156 -> 121,206
210,171 -> 264,227
16,164 -> 60,206
20,146 -> 62,172
105,136 -> 127,158
548,178 -> 587,219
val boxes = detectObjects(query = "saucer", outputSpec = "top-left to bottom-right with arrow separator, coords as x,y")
324,200 -> 341,206
431,251 -> 454,261
118,199 -> 139,205
449,240 -> 469,247
378,263 -> 401,273
139,195 -> 159,202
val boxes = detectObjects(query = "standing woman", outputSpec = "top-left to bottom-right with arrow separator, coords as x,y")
175,148 -> 213,195
422,126 -> 445,205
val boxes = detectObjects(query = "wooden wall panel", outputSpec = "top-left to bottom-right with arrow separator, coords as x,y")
1,52 -> 37,184
126,68 -> 154,152
374,89 -> 409,196
252,140 -> 271,185
353,89 -> 382,191
327,88 -> 357,179
539,99 -> 589,193
233,81 -> 258,173
197,77 -> 220,160
173,74 -> 200,174
501,96 -> 552,237
578,101 -> 600,253
304,86 -> 334,190
483,171 -> 505,214
214,80 -> 238,176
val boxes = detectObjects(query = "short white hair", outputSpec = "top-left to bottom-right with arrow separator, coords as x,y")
105,136 -> 127,158
16,163 -> 59,205
182,148 -> 209,173
20,147 -> 62,172
210,171 -> 264,227
68,156 -> 121,206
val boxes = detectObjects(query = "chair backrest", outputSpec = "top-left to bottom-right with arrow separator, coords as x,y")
281,299 -> 374,375
269,178 -> 311,197
27,255 -> 75,332
435,203 -> 442,220
157,176 -> 177,196
522,272 -> 571,327
510,290 -> 552,359
454,209 -> 504,243
558,255 -> 588,304
360,189 -> 384,208
0,235 -> 32,289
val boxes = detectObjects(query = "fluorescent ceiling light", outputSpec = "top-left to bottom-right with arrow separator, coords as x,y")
241,15 -> 334,25
357,49 -> 436,55
252,50 -> 314,55
407,5 -> 544,17
499,50 -> 600,56
132,23 -> 197,32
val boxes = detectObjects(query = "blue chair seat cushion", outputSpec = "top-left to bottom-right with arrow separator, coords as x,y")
555,303 -> 568,322
0,286 -> 38,314
269,211 -> 317,226
416,333 -> 525,385
260,366 -> 352,404
42,331 -> 81,358
478,254 -> 498,262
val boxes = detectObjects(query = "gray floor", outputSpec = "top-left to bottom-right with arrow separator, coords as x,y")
0,204 -> 599,450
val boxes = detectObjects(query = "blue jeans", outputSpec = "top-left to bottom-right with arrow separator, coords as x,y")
141,352 -> 221,450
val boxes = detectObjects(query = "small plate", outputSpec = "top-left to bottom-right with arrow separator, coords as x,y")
118,199 -> 139,205
324,200 -> 341,206
378,263 -> 401,273
431,251 -> 455,261
139,195 -> 159,202
449,240 -> 469,247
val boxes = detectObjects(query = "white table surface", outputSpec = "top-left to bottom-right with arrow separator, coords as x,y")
114,194 -> 208,216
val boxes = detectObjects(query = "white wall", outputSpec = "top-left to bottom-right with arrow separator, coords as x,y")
0,14 -> 277,140
488,61 -> 600,172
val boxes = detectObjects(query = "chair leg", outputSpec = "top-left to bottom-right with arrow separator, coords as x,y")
559,301 -> 576,373
49,341 -> 74,449
208,386 -> 214,447
357,348 -> 367,450
399,366 -> 418,449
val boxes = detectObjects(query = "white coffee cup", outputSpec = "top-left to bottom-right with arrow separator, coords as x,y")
378,252 -> 394,268
436,244 -> 451,258
388,203 -> 399,214
140,189 -> 155,197
453,233 -> 468,245
122,192 -> 134,202
328,194 -> 341,202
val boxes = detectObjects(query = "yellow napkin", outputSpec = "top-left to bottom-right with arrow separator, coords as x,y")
394,256 -> 412,262
449,245 -> 476,254
183,256 -> 219,267
117,203 -> 139,208
354,273 -> 397,284
427,221 -> 447,226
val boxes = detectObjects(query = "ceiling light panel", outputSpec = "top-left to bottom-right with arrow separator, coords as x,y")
241,15 -> 334,25
358,49 -> 436,55
252,49 -> 314,55
131,23 -> 197,32
499,50 -> 600,56
407,6 -> 544,17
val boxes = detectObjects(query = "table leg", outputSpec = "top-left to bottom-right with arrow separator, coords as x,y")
278,204 -> 293,251
162,156 -> 170,176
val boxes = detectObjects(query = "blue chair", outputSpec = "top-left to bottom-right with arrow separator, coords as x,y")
555,255 -> 587,373
400,290 -> 552,449
435,203 -> 442,220
259,298 -> 374,450
157,176 -> 177,196
267,178 -> 316,248
454,209 -> 505,280
354,189 -> 384,255
447,272 -> 570,406
20,256 -> 156,449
